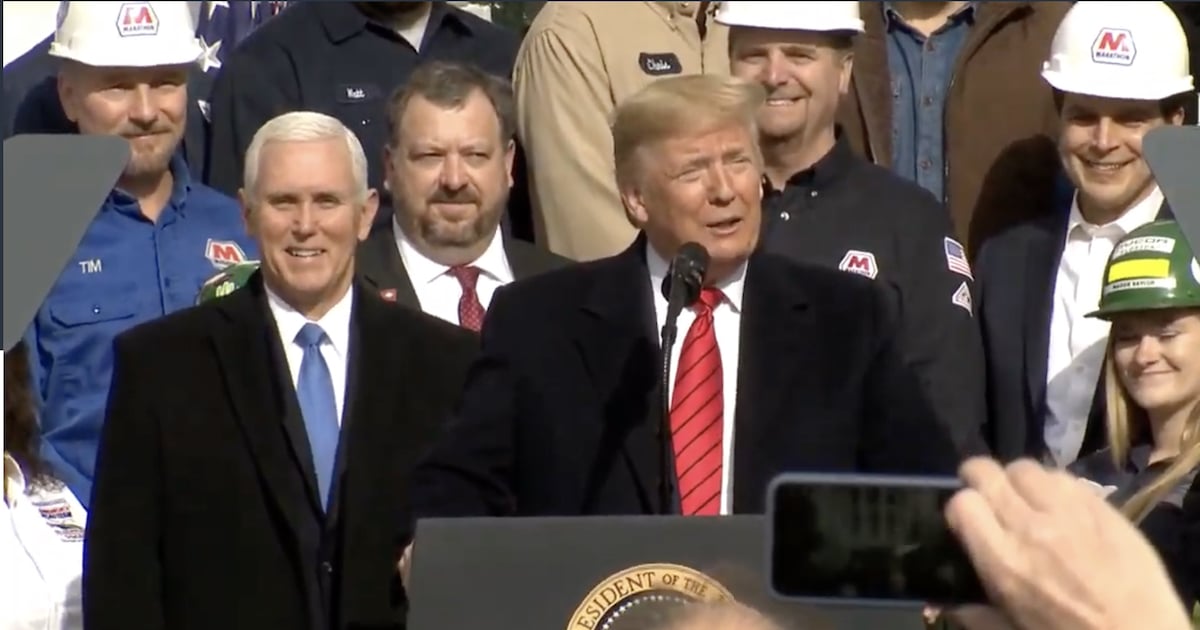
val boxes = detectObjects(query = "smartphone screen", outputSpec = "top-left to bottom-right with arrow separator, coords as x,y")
768,473 -> 987,606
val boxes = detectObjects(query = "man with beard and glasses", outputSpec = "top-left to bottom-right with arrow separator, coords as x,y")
357,61 -> 570,331
23,1 -> 257,508
205,1 -> 527,235
716,1 -> 989,459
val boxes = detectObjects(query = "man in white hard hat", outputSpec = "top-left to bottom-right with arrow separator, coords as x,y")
25,1 -> 258,507
715,1 -> 990,459
975,1 -> 1194,467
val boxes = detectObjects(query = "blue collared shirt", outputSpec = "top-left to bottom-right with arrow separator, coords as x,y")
26,154 -> 258,507
883,2 -> 976,203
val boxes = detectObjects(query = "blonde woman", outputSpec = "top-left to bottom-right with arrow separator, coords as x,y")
1068,219 -> 1200,609
2,341 -> 86,629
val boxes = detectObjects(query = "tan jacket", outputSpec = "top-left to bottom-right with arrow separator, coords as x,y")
514,1 -> 729,262
838,1 -> 1070,257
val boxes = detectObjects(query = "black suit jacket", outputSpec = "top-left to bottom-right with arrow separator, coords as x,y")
975,191 -> 1173,461
356,223 -> 572,310
410,238 -> 964,521
83,273 -> 478,630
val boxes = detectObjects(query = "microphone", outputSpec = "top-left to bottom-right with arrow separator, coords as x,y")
657,242 -> 710,514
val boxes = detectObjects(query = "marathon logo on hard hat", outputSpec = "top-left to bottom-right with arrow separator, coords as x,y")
116,2 -> 160,38
205,239 -> 247,269
1091,28 -> 1136,66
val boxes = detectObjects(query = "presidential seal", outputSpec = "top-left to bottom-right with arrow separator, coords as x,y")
566,563 -> 735,630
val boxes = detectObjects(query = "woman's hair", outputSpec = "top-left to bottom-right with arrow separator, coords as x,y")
5,341 -> 46,483
1103,335 -> 1200,522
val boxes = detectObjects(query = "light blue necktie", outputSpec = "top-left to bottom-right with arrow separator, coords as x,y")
295,323 -> 339,510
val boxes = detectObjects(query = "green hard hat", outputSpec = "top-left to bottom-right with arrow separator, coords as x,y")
196,261 -> 261,305
1088,220 -> 1200,320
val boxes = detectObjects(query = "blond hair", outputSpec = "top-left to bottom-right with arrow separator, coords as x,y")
611,74 -> 766,187
1103,336 -> 1200,522
242,111 -> 369,203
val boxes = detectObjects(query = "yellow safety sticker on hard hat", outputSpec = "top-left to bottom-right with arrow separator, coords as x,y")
1107,258 -> 1171,282
1113,236 -> 1176,258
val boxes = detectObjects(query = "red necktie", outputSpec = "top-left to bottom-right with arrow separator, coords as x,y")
670,287 -> 725,516
447,265 -> 486,332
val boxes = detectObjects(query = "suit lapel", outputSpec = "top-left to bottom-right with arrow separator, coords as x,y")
732,254 -> 812,510
1023,212 -> 1069,441
211,274 -> 322,532
357,227 -> 421,309
574,239 -> 663,513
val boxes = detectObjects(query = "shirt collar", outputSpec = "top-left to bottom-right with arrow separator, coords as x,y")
320,1 -> 474,45
107,152 -> 192,217
763,129 -> 855,194
1067,186 -> 1164,238
393,218 -> 514,286
264,282 -> 355,359
645,240 -> 746,314
882,2 -> 977,30
653,1 -> 699,18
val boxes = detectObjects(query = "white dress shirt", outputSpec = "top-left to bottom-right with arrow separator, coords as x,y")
265,284 -> 355,425
393,219 -> 515,326
1044,187 -> 1163,466
646,246 -> 746,515
1,454 -> 86,630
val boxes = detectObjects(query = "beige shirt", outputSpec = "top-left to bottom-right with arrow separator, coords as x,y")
515,1 -> 730,262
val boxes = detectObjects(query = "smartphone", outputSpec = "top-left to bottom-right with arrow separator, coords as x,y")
766,472 -> 987,607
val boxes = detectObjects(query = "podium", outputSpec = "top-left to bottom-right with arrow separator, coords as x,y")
406,516 -> 929,630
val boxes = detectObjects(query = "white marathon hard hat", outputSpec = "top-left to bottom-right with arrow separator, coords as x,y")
1041,1 -> 1193,101
714,1 -> 865,34
49,1 -> 204,68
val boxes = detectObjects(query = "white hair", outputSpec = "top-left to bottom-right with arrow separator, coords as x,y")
242,111 -> 369,202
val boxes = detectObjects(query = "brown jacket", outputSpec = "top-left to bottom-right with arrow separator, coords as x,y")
838,1 -> 1071,257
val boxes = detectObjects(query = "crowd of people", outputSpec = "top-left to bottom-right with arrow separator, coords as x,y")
3,1 -> 1200,629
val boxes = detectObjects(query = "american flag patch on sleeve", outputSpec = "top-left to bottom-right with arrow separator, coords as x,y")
944,237 -> 973,280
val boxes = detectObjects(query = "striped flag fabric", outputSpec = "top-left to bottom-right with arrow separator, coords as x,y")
195,1 -> 290,78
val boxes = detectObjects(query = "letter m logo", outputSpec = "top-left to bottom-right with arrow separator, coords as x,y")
838,250 -> 878,280
205,240 -> 246,269
1091,28 -> 1136,66
116,2 -> 159,37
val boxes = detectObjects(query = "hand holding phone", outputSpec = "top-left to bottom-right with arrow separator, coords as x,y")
767,472 -> 987,608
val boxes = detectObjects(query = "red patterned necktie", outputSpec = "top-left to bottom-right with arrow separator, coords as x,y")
670,287 -> 725,516
447,265 -> 486,332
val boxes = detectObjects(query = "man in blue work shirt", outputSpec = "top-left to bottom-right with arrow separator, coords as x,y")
26,2 -> 258,507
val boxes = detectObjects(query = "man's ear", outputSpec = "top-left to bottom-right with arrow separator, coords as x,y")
838,50 -> 855,96
238,189 -> 256,237
57,68 -> 80,123
504,138 -> 516,189
619,176 -> 651,228
358,189 -> 380,240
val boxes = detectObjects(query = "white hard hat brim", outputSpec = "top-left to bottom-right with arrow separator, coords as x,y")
716,16 -> 865,33
1042,68 -> 1196,102
48,41 -> 204,69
